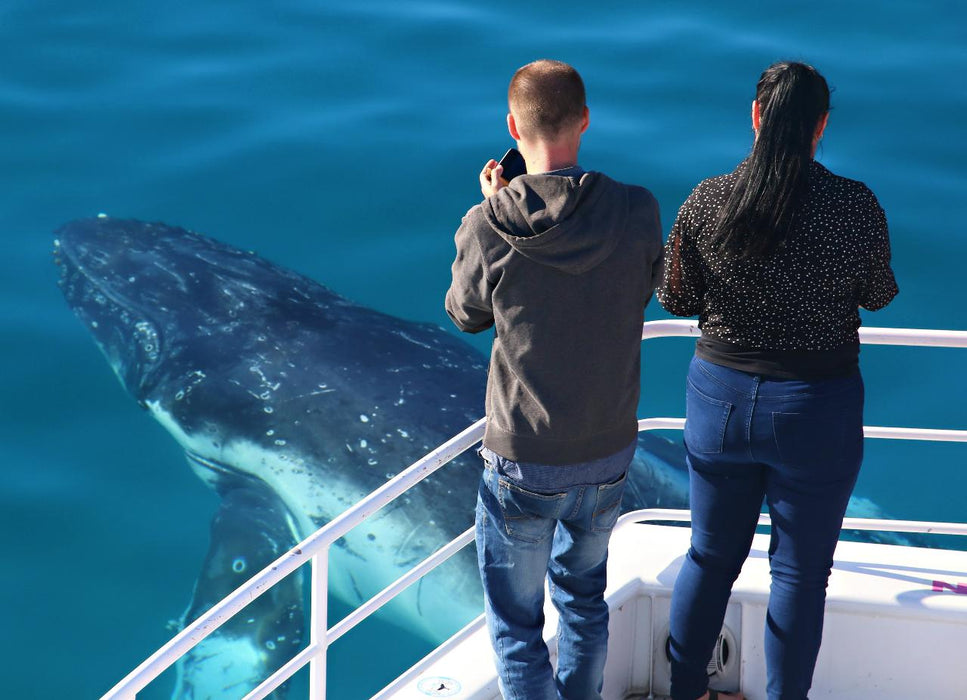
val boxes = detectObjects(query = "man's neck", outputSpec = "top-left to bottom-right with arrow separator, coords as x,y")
519,141 -> 580,174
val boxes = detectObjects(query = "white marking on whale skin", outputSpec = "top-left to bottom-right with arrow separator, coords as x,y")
290,383 -> 336,401
172,634 -> 267,700
845,495 -> 886,518
175,370 -> 207,402
392,330 -> 435,350
151,261 -> 191,294
146,401 -> 481,641
844,495 -> 911,545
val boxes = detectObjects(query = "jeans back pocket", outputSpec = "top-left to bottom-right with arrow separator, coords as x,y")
591,473 -> 628,532
497,478 -> 566,543
684,378 -> 733,455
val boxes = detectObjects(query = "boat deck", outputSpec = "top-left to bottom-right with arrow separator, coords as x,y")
377,516 -> 967,700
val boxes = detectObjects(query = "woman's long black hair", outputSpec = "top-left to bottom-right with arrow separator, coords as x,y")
712,61 -> 830,258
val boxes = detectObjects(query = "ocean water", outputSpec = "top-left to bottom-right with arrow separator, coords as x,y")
2,1 -> 965,698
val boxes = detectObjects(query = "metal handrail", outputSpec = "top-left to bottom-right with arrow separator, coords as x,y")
641,319 -> 967,348
101,321 -> 967,699
103,418 -> 486,700
637,417 -> 967,443
615,508 -> 967,537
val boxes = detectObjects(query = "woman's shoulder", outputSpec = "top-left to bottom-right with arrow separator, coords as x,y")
666,171 -> 734,236
807,162 -> 887,238
810,161 -> 880,204
677,167 -> 740,221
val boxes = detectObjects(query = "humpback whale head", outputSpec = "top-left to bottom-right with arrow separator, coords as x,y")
53,216 -> 349,405
54,216 -> 317,402
53,217 -> 186,400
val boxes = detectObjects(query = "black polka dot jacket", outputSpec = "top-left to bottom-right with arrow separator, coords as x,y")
658,160 -> 899,377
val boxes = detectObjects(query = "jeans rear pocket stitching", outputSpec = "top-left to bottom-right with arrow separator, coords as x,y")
590,473 -> 627,532
499,478 -> 568,502
685,378 -> 733,455
497,480 -> 562,543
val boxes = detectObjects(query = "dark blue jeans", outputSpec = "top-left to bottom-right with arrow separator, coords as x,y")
669,357 -> 864,700
475,442 -> 634,700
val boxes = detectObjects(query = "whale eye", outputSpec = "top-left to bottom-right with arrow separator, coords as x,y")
232,557 -> 247,573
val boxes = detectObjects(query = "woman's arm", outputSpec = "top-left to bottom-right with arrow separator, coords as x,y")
657,192 -> 705,317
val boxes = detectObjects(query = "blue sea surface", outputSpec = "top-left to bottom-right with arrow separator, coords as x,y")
1,1 -> 965,698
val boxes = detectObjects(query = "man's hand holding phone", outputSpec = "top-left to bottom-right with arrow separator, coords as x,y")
480,159 -> 504,198
480,148 -> 527,199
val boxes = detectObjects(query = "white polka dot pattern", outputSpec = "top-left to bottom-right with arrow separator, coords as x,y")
658,161 -> 898,351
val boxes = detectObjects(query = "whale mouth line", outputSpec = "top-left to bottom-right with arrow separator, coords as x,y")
186,451 -> 261,485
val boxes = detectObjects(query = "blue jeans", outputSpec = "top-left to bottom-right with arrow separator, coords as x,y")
475,442 -> 635,700
669,357 -> 863,700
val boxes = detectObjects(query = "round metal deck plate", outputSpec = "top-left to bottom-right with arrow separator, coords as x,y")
416,676 -> 462,697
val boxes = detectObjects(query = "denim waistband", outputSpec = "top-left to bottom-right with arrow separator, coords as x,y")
692,355 -> 862,399
478,440 -> 635,491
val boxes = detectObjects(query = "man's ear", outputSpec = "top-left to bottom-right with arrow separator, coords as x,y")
579,106 -> 589,134
751,99 -> 761,131
507,112 -> 521,141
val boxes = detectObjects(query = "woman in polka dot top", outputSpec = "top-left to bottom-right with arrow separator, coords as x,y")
658,62 -> 898,700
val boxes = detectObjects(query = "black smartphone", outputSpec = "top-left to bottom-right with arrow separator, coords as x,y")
498,148 -> 527,181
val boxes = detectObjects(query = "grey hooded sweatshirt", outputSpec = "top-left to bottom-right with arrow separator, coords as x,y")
445,169 -> 663,465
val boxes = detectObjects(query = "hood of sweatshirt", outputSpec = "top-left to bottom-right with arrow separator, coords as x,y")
481,171 -> 629,275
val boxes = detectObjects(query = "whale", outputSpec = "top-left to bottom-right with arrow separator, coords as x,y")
53,216 -> 908,698
53,216 -> 695,698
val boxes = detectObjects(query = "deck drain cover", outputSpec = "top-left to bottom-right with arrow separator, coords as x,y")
417,676 -> 462,697
707,630 -> 731,675
664,626 -> 737,678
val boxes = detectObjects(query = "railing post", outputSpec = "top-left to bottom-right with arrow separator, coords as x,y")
309,550 -> 328,699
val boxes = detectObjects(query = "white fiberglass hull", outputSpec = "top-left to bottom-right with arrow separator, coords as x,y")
378,514 -> 967,700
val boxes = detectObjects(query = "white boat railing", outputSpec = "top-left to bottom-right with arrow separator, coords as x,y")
101,320 -> 967,700
616,508 -> 967,537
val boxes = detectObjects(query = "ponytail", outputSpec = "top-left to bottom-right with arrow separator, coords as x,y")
712,62 -> 830,258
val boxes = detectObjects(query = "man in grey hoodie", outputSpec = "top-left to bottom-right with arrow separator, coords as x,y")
445,59 -> 664,700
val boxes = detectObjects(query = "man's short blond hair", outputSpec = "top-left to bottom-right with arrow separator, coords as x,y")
508,59 -> 586,140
